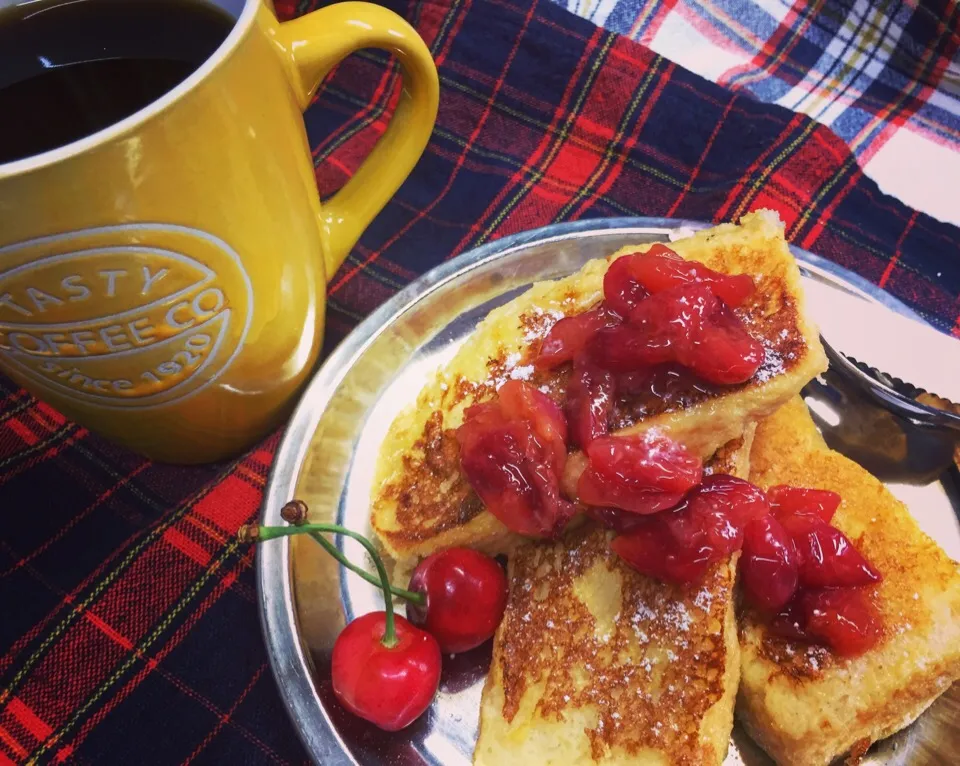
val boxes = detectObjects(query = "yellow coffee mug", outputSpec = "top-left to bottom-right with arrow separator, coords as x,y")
0,0 -> 438,463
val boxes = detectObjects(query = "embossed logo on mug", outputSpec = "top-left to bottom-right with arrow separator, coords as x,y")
0,224 -> 253,408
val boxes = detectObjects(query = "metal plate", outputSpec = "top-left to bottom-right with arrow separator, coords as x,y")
257,218 -> 960,766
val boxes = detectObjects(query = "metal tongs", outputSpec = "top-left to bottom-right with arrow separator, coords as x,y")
804,335 -> 960,483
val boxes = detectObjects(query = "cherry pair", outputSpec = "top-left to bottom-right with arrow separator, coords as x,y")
241,507 -> 507,732
334,546 -> 506,731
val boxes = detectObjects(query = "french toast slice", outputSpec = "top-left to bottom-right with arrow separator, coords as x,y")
474,433 -> 754,765
371,212 -> 827,566
739,397 -> 960,766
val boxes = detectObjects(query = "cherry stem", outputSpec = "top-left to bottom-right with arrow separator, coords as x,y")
280,509 -> 424,605
243,522 -> 402,648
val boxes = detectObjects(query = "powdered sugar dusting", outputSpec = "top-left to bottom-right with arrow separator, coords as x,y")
663,602 -> 693,632
694,587 -> 714,612
522,306 -> 564,343
753,336 -> 782,383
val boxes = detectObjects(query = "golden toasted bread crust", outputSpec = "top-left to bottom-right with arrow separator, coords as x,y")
372,212 -> 826,565
474,438 -> 753,765
739,397 -> 960,766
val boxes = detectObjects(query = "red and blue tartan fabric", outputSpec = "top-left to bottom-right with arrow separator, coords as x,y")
0,0 -> 958,763
554,0 -> 960,225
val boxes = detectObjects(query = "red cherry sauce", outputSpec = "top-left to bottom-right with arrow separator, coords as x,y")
741,515 -> 798,612
625,244 -> 755,307
778,513 -> 881,589
762,487 -> 882,655
566,354 -> 615,448
610,475 -> 766,584
770,588 -> 882,657
456,380 -> 574,538
603,253 -> 648,317
536,305 -> 621,370
577,432 -> 703,514
592,284 -> 763,385
538,247 -> 761,388
767,485 -> 841,523
600,474 -> 883,656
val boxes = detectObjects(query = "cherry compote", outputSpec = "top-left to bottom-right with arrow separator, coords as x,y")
767,485 -> 841,523
566,354 -> 615,448
595,474 -> 884,657
577,432 -> 702,514
770,588 -> 882,657
456,380 -> 574,538
610,475 -> 766,583
741,515 -> 798,611
592,284 -> 763,384
615,364 -> 716,400
778,513 -> 881,589
540,250 -> 762,387
603,253 -> 648,316
624,245 -> 755,307
536,305 -> 621,370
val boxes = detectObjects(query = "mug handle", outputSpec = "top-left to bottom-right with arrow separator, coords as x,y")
270,1 -> 439,279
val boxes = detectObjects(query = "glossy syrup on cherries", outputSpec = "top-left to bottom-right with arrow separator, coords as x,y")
458,246 -> 884,656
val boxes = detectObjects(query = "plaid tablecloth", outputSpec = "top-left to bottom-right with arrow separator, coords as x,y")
1,0 -> 958,763
557,0 -> 960,226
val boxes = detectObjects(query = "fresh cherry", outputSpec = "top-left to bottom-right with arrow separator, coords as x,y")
767,485 -> 841,523
741,515 -> 798,611
625,246 -> 756,307
779,513 -> 881,588
536,305 -> 621,370
331,612 -> 441,731
566,354 -> 615,448
457,381 -> 574,537
577,432 -> 702,514
406,548 -> 508,654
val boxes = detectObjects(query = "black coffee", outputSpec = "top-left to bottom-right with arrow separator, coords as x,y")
0,0 -> 234,164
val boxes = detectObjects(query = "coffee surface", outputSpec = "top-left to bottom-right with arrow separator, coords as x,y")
0,0 -> 234,164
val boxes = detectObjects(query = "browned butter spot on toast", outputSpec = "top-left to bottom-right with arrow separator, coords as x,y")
846,737 -> 872,764
384,411 -> 478,542
704,435 -> 747,476
499,523 -> 733,764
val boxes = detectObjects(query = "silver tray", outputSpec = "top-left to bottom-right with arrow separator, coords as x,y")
256,218 -> 960,765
